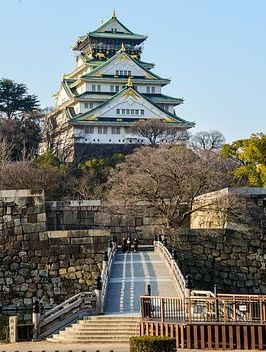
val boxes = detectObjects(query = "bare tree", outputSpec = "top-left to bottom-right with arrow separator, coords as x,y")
106,146 -> 238,230
0,138 -> 14,163
40,114 -> 74,163
131,119 -> 189,147
190,130 -> 225,150
0,161 -> 63,199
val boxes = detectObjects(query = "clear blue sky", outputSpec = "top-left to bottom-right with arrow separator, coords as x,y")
0,0 -> 265,142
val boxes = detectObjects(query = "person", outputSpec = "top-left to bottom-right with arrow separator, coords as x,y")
127,237 -> 131,252
133,238 -> 138,252
122,237 -> 127,253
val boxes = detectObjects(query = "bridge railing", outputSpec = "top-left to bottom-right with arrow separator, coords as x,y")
38,291 -> 97,336
154,240 -> 186,298
101,241 -> 117,309
140,295 -> 266,324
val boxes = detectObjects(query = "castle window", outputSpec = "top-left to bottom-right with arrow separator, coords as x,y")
85,126 -> 94,134
109,139 -> 112,142
121,109 -> 125,115
84,103 -> 89,109
92,85 -> 96,92
110,85 -> 114,92
146,87 -> 150,94
115,70 -> 119,76
89,102 -> 94,108
97,85 -> 101,92
151,86 -> 155,93
103,126 -> 108,134
116,109 -> 120,114
141,110 -> 144,115
111,127 -> 121,134
128,70 -> 131,76
126,109 -> 130,115
131,109 -> 134,114
135,109 -> 139,115
119,70 -> 123,75
115,85 -> 119,92
98,126 -> 102,134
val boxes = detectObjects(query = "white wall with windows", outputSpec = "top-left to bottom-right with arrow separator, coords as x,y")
74,125 -> 148,145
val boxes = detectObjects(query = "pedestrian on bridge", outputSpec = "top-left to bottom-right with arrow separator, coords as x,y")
122,237 -> 127,253
127,237 -> 131,252
133,238 -> 138,252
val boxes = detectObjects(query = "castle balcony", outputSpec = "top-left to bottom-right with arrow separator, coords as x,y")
86,42 -> 143,53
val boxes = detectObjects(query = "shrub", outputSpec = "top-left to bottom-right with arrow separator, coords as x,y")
130,336 -> 176,352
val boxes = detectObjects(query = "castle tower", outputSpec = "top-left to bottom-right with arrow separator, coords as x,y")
45,11 -> 195,161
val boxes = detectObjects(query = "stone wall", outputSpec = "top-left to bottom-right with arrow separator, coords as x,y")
175,228 -> 266,295
1,188 -> 266,309
74,143 -> 139,162
45,200 -> 164,243
0,190 -> 110,309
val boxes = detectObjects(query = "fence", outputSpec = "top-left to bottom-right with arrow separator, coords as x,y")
141,295 -> 266,324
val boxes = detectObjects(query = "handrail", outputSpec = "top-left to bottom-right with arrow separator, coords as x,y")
101,242 -> 117,308
140,295 -> 266,324
154,241 -> 186,298
38,291 -> 96,336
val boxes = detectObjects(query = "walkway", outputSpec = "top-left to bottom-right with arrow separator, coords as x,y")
104,250 -> 178,314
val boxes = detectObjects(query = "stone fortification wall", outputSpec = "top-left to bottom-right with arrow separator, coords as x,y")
175,228 -> 266,295
0,190 -> 110,309
45,200 -> 164,242
1,189 -> 266,309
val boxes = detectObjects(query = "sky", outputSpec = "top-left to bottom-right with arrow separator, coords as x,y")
0,0 -> 265,142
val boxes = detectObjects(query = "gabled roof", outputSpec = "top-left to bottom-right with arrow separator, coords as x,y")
73,12 -> 147,50
72,85 -> 194,127
82,48 -> 165,81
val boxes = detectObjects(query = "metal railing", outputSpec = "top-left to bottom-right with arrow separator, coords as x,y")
154,240 -> 186,298
141,295 -> 266,324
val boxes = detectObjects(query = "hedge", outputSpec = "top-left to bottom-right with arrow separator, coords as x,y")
129,336 -> 176,352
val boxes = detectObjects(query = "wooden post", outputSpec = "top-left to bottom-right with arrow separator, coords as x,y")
9,316 -> 18,343
160,297 -> 164,322
259,298 -> 263,324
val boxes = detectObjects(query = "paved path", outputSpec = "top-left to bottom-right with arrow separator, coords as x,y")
104,251 -> 177,314
0,341 -> 129,352
0,342 -> 254,352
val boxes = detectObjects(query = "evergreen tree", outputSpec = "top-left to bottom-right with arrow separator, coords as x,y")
0,78 -> 39,119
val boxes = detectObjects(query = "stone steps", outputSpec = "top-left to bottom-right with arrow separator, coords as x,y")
47,315 -> 139,343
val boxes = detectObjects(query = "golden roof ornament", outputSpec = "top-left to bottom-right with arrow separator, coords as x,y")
121,43 -> 126,52
112,9 -> 116,17
127,76 -> 133,88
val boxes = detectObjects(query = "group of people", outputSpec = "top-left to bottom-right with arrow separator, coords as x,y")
121,237 -> 138,253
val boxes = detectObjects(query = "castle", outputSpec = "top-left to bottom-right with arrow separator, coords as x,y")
44,10 -> 195,161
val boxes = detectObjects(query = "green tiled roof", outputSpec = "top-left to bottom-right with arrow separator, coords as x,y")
73,14 -> 146,50
87,32 -> 146,40
143,94 -> 183,105
82,49 -> 165,81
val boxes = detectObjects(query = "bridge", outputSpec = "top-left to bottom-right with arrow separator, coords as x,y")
36,239 -> 266,350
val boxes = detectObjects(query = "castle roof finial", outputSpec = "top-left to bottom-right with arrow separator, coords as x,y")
121,43 -> 126,52
127,76 -> 133,88
112,8 -> 116,17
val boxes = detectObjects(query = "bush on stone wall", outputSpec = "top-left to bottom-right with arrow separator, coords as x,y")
129,336 -> 176,352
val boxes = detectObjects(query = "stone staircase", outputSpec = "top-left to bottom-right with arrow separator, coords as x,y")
47,315 -> 139,343
47,247 -> 178,343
